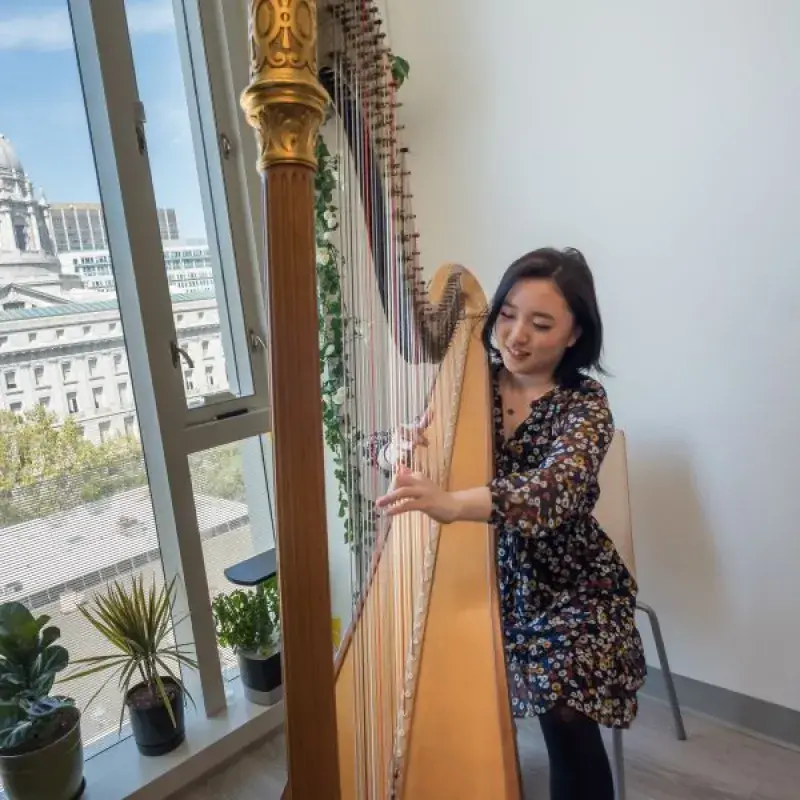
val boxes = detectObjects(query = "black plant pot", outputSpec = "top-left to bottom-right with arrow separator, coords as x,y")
238,648 -> 283,706
126,677 -> 186,757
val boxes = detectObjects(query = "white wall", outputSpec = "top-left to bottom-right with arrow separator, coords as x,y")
384,0 -> 800,712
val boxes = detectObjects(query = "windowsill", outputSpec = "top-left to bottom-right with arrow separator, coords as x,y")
82,678 -> 284,800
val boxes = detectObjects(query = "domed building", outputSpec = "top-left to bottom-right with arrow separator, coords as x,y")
0,132 -> 82,308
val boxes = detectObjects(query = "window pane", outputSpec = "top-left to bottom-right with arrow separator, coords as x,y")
187,437 -> 276,681
0,0 -> 165,755
124,0 -> 250,408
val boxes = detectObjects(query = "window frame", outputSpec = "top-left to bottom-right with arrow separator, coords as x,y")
68,0 -> 276,724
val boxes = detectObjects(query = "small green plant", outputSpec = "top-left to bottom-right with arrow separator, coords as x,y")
64,574 -> 197,732
211,578 -> 280,657
0,603 -> 76,754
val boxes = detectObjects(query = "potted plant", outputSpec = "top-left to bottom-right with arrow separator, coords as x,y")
211,577 -> 282,706
65,575 -> 197,757
0,602 -> 84,800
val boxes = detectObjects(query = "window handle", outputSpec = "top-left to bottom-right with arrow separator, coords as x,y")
249,329 -> 266,351
171,341 -> 194,370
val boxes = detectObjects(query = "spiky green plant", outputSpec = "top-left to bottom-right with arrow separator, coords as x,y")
63,574 -> 197,733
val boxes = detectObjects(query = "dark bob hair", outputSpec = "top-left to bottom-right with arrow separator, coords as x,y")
481,247 -> 605,387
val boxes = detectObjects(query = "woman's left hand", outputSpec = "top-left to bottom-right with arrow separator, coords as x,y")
376,467 -> 459,524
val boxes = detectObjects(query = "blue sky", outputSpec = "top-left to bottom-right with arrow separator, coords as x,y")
0,0 -> 207,239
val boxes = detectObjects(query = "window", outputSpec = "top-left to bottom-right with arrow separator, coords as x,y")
4,371 -> 17,390
3,301 -> 24,311
9,402 -> 22,414
202,340 -> 210,356
0,0 -> 275,775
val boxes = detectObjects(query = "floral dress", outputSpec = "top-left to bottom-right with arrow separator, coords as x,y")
365,363 -> 646,729
488,364 -> 646,728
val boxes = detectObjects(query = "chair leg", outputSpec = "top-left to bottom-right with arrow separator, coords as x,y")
637,601 -> 687,741
612,727 -> 626,800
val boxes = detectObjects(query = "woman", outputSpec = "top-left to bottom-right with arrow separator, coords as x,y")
372,247 -> 646,800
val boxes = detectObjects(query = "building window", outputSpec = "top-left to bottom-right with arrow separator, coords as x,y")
0,336 -> 6,349
4,371 -> 17,390
28,332 -> 37,343
56,328 -> 65,340
197,311 -> 204,320
88,357 -> 98,377
201,340 -> 209,356
66,392 -> 79,414
62,362 -> 72,381
124,416 -> 135,437
118,382 -> 129,406
92,386 -> 104,410
39,396 -> 50,409
34,365 -> 45,386
99,421 -> 111,443
83,325 -> 92,337
109,322 -> 117,333
9,402 -> 22,415
184,370 -> 194,392
113,353 -> 124,373
3,301 -> 24,311
205,366 -> 214,387
176,314 -> 183,323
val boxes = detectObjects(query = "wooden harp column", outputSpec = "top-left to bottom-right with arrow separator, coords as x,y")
241,1 -> 341,797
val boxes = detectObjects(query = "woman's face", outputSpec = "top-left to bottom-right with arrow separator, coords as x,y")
494,278 -> 579,379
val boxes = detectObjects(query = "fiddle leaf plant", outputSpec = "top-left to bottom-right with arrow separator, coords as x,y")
64,574 -> 197,733
0,602 -> 76,754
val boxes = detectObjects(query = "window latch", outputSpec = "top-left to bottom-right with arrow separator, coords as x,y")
171,341 -> 194,370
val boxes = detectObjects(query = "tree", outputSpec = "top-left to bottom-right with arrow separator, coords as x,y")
0,406 -> 145,527
0,407 -> 248,528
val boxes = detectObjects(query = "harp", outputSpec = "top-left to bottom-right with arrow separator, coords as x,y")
241,2 -> 521,797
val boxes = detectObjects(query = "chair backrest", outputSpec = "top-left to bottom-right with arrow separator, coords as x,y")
594,430 -> 637,578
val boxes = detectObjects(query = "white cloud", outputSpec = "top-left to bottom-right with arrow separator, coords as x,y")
0,0 -> 174,52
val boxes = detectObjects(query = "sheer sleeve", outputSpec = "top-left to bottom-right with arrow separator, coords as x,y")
489,383 -> 614,536
363,430 -> 399,478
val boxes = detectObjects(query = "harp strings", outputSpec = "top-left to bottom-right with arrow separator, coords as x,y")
330,1 -> 460,796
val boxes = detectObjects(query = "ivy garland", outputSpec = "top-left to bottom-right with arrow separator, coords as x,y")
314,55 -> 410,550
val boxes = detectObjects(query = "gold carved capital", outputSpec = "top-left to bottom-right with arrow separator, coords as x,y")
241,0 -> 329,170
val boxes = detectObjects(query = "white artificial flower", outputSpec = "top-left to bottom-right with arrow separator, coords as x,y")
317,249 -> 330,266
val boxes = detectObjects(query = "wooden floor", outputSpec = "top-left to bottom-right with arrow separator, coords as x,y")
174,697 -> 800,799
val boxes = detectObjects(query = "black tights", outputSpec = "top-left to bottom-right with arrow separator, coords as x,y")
538,706 -> 614,800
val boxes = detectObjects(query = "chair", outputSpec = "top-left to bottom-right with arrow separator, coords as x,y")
594,430 -> 687,800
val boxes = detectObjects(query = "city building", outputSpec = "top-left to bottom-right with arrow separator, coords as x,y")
0,134 -> 225,441
60,240 -> 215,295
50,202 -> 180,253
